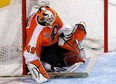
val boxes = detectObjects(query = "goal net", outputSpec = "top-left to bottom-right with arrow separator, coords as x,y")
0,0 -> 38,76
0,0 -> 107,76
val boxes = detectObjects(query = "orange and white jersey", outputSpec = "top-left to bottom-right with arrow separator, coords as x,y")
24,7 -> 64,63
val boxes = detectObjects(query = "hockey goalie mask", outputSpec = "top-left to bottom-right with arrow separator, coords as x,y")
37,6 -> 56,27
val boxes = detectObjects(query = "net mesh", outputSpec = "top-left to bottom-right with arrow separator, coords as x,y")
0,0 -> 38,76
49,0 -> 104,40
49,0 -> 104,51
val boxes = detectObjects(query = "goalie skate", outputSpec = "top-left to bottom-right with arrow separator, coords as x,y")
43,62 -> 82,73
53,62 -> 81,73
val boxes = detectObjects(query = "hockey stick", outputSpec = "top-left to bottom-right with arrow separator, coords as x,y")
83,54 -> 99,73
0,72 -> 88,79
0,72 -> 88,78
48,72 -> 88,78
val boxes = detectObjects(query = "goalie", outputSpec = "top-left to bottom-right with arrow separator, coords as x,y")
23,3 -> 86,83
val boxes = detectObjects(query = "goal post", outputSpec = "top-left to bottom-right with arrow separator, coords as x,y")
0,0 -> 108,76
104,0 -> 108,52
22,0 -> 27,75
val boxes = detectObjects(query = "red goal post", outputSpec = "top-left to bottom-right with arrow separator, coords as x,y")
104,0 -> 108,53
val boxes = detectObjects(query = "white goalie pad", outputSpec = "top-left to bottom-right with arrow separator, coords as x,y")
27,63 -> 48,83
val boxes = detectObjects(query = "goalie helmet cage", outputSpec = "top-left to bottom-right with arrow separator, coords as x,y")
0,0 -> 107,76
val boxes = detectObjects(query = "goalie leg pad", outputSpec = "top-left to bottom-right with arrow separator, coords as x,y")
27,59 -> 49,83
74,21 -> 87,42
